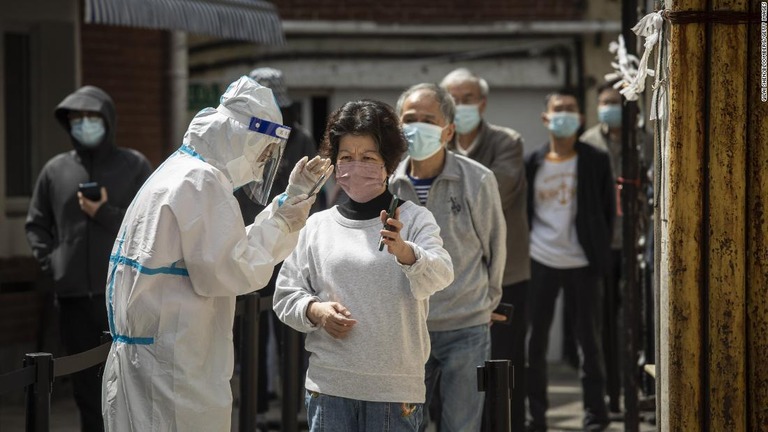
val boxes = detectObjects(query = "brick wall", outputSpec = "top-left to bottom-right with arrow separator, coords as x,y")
80,24 -> 170,167
272,0 -> 583,23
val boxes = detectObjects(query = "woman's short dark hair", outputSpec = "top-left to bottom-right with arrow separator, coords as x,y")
319,99 -> 407,175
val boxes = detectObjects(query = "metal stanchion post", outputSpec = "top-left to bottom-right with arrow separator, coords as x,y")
239,293 -> 261,432
24,352 -> 52,432
281,327 -> 300,432
477,359 -> 512,432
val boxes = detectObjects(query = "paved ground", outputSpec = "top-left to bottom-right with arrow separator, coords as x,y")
0,362 -> 656,431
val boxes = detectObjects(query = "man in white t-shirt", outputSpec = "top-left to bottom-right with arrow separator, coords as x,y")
524,89 -> 615,432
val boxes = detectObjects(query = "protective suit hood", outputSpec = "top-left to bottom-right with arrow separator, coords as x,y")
183,76 -> 290,203
54,85 -> 116,154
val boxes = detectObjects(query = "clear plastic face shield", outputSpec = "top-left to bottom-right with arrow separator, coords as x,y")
226,116 -> 291,205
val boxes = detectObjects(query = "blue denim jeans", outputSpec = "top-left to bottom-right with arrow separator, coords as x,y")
305,391 -> 423,432
422,324 -> 491,432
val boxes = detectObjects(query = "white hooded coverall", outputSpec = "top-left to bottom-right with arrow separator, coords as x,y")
101,77 -> 298,431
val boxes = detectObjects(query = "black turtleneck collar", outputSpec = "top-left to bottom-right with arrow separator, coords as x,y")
337,189 -> 405,221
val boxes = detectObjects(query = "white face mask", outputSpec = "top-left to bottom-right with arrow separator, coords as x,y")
598,104 -> 622,128
226,156 -> 265,190
403,122 -> 445,161
70,117 -> 106,147
546,112 -> 581,138
454,104 -> 482,134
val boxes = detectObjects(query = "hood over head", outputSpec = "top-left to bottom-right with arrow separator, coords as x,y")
183,76 -> 290,204
54,85 -> 116,151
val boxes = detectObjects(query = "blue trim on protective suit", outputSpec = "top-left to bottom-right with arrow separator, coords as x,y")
179,144 -> 205,161
106,235 -> 123,339
277,193 -> 288,206
248,116 -> 291,139
106,232 -> 191,345
109,255 -> 190,276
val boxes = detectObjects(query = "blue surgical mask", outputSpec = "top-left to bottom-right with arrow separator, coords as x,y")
598,104 -> 622,128
70,117 -> 106,147
403,122 -> 445,161
454,104 -> 482,134
546,112 -> 581,138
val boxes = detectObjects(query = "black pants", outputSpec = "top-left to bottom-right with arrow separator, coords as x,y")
252,264 -> 307,415
58,295 -> 108,432
526,260 -> 608,430
603,249 -> 623,412
487,281 -> 528,432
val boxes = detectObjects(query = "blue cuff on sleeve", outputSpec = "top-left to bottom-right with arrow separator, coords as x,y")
277,193 -> 289,207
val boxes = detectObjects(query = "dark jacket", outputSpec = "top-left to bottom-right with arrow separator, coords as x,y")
525,140 -> 614,275
448,120 -> 529,285
25,86 -> 153,298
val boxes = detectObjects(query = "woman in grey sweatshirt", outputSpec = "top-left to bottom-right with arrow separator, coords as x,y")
273,100 -> 454,432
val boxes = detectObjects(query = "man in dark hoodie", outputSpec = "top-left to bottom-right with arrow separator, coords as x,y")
25,86 -> 152,432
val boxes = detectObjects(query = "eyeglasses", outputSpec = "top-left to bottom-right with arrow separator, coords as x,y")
451,95 -> 484,105
68,111 -> 102,121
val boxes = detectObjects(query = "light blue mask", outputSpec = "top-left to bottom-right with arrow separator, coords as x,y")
454,104 -> 482,134
70,117 -> 106,147
598,104 -> 622,128
546,112 -> 581,138
403,122 -> 445,161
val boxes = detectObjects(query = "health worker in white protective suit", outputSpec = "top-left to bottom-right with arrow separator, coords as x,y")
101,76 -> 332,431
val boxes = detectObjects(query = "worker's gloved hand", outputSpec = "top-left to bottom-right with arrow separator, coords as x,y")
286,156 -> 334,198
273,193 -> 316,233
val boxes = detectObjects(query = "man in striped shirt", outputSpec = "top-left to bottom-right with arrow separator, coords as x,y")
390,83 -> 507,432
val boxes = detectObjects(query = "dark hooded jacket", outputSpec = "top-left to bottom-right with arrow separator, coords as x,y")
25,86 -> 153,298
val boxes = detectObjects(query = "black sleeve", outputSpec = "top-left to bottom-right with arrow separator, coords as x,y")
93,153 -> 153,235
600,151 -> 616,235
25,168 -> 55,276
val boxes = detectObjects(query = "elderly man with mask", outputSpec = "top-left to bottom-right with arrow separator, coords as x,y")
390,83 -> 506,432
440,67 -> 529,430
101,76 -> 332,431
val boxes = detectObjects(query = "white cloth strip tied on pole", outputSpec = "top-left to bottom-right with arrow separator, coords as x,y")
606,11 -> 667,122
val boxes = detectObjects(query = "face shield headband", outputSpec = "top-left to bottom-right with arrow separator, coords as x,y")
230,116 -> 292,205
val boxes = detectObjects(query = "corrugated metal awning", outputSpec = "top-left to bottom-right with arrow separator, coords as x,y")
84,0 -> 285,45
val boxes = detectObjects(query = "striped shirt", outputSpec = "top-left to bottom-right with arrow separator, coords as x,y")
407,173 -> 437,205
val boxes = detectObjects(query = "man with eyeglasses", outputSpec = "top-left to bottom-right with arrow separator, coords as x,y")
440,68 -> 530,432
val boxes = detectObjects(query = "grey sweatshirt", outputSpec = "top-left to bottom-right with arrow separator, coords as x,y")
273,200 -> 453,403
390,151 -> 507,332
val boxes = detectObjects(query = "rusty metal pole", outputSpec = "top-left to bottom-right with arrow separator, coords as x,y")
661,0 -> 707,430
707,0 -> 749,431
663,1 -> 756,430
746,1 -> 768,430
